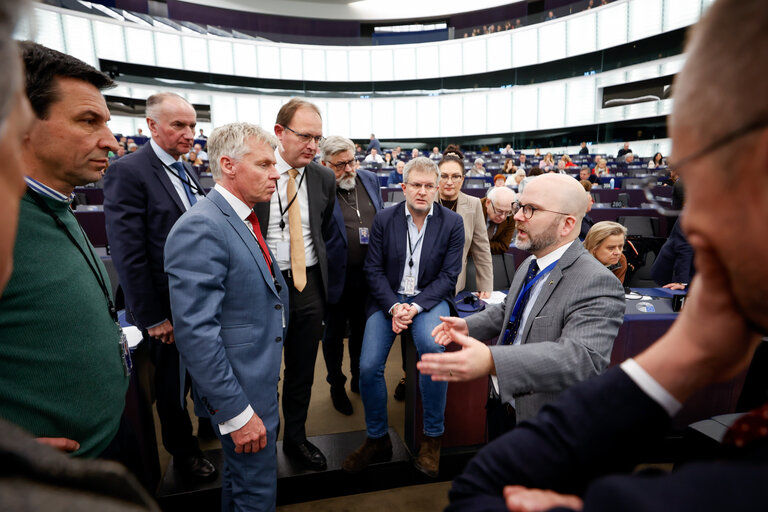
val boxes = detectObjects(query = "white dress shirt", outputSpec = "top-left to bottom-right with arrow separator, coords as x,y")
150,139 -> 204,211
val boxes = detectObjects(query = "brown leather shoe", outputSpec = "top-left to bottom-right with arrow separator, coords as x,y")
413,435 -> 441,478
342,434 -> 393,474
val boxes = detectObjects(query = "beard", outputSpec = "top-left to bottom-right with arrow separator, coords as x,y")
337,173 -> 356,191
514,218 -> 561,253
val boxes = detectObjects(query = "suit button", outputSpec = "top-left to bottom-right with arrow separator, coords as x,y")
275,337 -> 282,342
275,304 -> 282,310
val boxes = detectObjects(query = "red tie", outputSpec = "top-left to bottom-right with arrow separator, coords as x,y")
246,212 -> 273,277
722,402 -> 768,448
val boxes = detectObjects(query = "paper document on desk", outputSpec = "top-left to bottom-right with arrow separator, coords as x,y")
484,291 -> 508,305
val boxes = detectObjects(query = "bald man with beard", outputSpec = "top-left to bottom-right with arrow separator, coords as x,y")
419,174 -> 625,438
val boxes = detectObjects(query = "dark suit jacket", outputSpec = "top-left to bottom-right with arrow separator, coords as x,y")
364,201 -> 464,319
254,160 -> 336,298
103,142 -> 205,329
480,197 -> 516,254
651,220 -> 695,286
447,367 -> 768,511
323,169 -> 383,305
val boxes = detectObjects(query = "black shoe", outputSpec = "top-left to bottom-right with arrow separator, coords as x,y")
350,376 -> 360,394
283,440 -> 327,471
393,377 -> 406,401
331,386 -> 353,415
176,454 -> 218,482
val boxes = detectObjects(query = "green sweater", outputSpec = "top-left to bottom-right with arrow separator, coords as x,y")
0,194 -> 129,458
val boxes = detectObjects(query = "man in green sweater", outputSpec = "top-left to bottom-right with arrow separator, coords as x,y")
0,42 -> 129,464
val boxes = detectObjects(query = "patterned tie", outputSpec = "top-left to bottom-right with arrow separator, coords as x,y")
722,402 -> 768,448
286,168 -> 306,292
502,259 -> 539,345
171,161 -> 197,207
246,212 -> 273,277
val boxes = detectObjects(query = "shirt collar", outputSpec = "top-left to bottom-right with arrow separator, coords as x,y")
534,240 -> 574,270
25,176 -> 72,203
214,183 -> 253,222
275,148 -> 305,176
150,138 -> 182,167
404,201 -> 434,221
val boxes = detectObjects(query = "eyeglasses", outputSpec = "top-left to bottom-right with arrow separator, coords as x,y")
489,201 -> 513,218
405,182 -> 437,192
327,159 -> 355,171
513,201 -> 570,219
439,173 -> 464,182
642,116 -> 768,217
284,125 -> 324,145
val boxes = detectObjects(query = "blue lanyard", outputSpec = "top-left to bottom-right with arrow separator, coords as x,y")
509,259 -> 559,322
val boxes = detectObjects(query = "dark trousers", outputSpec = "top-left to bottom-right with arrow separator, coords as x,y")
148,337 -> 200,458
322,267 -> 366,389
486,396 -> 517,442
282,265 -> 326,445
99,414 -> 146,488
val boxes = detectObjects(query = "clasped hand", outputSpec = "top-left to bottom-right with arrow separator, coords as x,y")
391,303 -> 417,333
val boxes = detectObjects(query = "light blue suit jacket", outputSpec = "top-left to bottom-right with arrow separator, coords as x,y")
165,189 -> 288,433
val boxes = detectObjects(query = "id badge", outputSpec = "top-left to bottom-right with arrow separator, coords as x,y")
403,275 -> 416,296
118,328 -> 132,376
276,240 -> 290,261
359,227 -> 370,245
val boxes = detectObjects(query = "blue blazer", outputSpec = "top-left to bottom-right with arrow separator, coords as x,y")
364,201 -> 464,319
323,169 -> 384,305
164,189 -> 289,429
103,142 -> 206,329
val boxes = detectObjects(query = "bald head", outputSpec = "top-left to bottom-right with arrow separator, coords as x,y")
525,173 -> 588,221
486,186 -> 516,224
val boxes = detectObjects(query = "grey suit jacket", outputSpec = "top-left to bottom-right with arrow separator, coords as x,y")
253,160 -> 336,298
454,192 -> 493,294
464,241 -> 625,421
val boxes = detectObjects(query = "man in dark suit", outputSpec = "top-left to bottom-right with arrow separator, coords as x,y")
165,123 -> 288,512
254,98 -> 336,470
103,92 -> 216,481
445,1 -> 768,509
342,157 -> 464,478
319,135 -> 383,415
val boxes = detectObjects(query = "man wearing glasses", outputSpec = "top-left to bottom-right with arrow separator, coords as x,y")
482,186 -> 517,255
419,173 -> 624,439
343,157 -> 464,478
319,136 -> 383,415
253,98 -> 336,471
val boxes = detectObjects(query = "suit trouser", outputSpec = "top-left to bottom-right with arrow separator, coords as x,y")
322,266 -> 366,389
148,337 -> 200,458
281,265 -> 326,445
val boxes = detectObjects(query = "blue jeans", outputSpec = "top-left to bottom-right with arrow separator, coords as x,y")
359,298 -> 449,439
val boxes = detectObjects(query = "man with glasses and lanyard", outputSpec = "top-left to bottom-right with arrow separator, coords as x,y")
342,157 -> 464,478
104,92 -> 216,482
319,135 -> 383,416
253,98 -> 336,471
419,173 -> 624,439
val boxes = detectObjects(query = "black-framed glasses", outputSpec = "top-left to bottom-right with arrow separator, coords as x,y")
489,201 -> 513,218
405,182 -> 437,191
284,125 -> 324,145
513,201 -> 570,219
327,159 -> 355,171
642,116 -> 768,217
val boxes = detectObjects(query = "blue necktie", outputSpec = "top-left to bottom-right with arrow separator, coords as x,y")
171,161 -> 197,207
502,259 -> 539,345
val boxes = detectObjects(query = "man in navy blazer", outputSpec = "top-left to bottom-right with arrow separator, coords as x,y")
446,1 -> 768,510
103,92 -> 216,480
343,157 -> 464,478
165,123 -> 288,512
320,135 -> 383,415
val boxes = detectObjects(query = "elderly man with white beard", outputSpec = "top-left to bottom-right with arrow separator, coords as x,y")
320,136 -> 384,415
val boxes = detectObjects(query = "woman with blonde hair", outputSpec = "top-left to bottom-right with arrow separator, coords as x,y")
583,221 -> 628,283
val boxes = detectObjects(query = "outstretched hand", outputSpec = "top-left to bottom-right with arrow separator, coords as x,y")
504,485 -> 583,512
417,327 -> 495,381
430,315 -> 469,346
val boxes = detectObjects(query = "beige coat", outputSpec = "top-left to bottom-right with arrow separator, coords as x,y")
454,192 -> 493,293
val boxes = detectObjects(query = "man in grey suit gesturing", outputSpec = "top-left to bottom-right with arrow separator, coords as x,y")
419,173 -> 624,439
165,123 -> 288,511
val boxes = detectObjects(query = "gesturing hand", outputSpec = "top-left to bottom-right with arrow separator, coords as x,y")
418,328 -> 494,381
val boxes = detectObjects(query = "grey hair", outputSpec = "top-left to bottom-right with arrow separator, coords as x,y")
145,92 -> 190,122
319,135 -> 354,161
207,122 -> 279,180
403,156 -> 439,184
0,0 -> 25,135
487,185 -> 515,204
474,157 -> 484,165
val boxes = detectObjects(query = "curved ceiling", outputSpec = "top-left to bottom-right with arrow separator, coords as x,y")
179,0 -> 523,21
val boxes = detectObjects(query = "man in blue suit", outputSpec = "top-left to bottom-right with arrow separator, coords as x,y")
320,135 -> 383,415
103,92 -> 216,480
343,157 -> 464,478
165,123 -> 288,512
